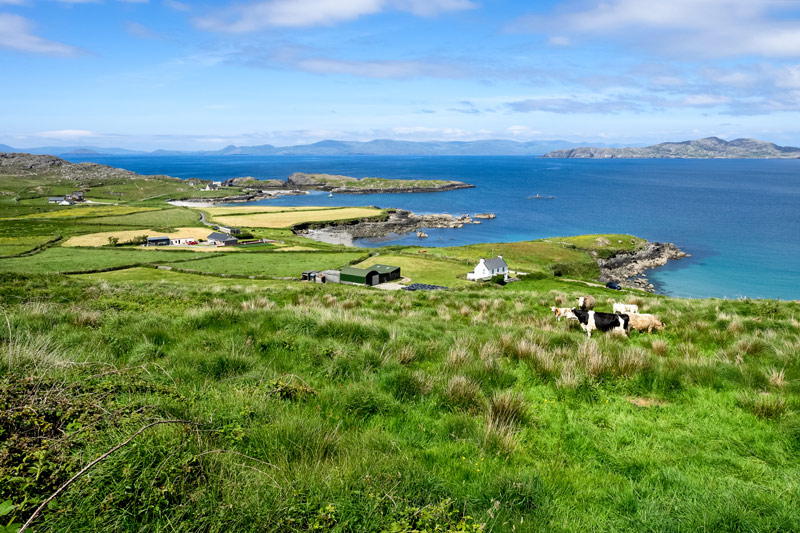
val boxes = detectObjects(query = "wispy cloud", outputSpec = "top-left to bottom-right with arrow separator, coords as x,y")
195,0 -> 475,32
34,129 -> 96,139
511,0 -> 800,58
507,97 -> 643,114
0,13 -> 82,55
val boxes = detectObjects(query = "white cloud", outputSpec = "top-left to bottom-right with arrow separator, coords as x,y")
35,129 -> 96,140
195,0 -> 475,32
513,0 -> 800,58
0,13 -> 82,55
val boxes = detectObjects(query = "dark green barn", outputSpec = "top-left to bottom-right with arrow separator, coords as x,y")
340,264 -> 401,286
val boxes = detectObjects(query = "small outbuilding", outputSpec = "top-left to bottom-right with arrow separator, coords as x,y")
48,197 -> 64,204
320,269 -> 341,284
146,236 -> 171,246
217,226 -> 242,235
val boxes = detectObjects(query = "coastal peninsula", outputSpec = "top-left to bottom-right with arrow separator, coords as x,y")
542,137 -> 800,159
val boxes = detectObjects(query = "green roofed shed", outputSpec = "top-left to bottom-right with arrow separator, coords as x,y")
340,264 -> 401,286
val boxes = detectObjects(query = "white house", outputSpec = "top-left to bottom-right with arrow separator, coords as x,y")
467,255 -> 508,281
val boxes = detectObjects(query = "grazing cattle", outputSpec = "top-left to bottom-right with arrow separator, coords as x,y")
572,309 -> 629,338
550,307 -> 577,321
613,303 -> 639,315
577,295 -> 595,310
627,313 -> 665,333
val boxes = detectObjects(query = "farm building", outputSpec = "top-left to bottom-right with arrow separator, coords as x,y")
340,264 -> 401,286
217,226 -> 242,235
146,236 -> 171,246
467,255 -> 508,281
48,197 -> 64,204
207,231 -> 238,246
320,269 -> 341,284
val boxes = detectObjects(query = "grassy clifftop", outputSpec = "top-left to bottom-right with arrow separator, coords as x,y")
1,272 -> 798,531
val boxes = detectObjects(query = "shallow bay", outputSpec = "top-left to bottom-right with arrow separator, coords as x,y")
67,155 -> 800,300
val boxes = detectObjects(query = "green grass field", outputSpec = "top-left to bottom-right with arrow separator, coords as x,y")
1,274 -> 798,531
172,250 -> 368,277
0,246 -> 210,274
355,254 -> 474,286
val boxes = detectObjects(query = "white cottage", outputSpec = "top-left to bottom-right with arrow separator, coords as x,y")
467,255 -> 508,281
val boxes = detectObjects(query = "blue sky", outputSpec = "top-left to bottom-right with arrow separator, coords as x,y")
2,0 -> 800,150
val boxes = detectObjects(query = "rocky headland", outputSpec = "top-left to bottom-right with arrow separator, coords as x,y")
542,137 -> 800,159
0,152 -> 176,181
298,209 -> 479,246
598,242 -> 689,291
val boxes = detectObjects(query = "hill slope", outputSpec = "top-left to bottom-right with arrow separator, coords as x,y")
542,137 -> 800,159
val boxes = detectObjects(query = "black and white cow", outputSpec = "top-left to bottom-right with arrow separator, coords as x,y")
572,309 -> 629,338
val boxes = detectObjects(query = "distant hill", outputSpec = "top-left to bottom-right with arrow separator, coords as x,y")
542,137 -> 800,159
1,139 -> 622,157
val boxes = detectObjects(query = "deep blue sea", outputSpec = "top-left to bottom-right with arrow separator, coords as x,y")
66,155 -> 800,300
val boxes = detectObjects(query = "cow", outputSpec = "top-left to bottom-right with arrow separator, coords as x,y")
627,313 -> 665,333
613,303 -> 639,315
550,306 -> 577,321
572,309 -> 629,338
577,295 -> 595,310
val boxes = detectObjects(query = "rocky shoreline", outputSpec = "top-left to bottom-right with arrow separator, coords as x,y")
298,209 -> 481,246
598,242 -> 689,292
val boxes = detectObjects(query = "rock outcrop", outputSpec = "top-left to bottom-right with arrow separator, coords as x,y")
298,209 -> 478,245
0,152 -> 176,181
598,242 -> 689,291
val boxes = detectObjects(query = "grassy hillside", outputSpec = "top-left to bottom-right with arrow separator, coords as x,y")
1,272 -> 798,531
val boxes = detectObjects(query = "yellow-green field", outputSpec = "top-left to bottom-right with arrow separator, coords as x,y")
354,254 -> 474,287
209,207 -> 382,228
63,227 -> 213,247
201,206 -> 334,216
2,205 -> 157,220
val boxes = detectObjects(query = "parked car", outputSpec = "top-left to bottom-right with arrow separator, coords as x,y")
606,282 -> 622,290
187,240 -> 198,245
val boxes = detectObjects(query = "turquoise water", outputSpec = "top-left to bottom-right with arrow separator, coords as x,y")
66,155 -> 800,300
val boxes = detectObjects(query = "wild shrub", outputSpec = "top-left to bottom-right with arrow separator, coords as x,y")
488,390 -> 527,427
382,368 -> 432,400
198,355 -> 250,379
483,417 -> 518,454
650,339 -> 669,356
343,386 -> 394,418
268,376 -> 317,401
578,339 -> 607,378
768,368 -> 786,388
736,392 -> 788,419
555,364 -> 581,389
444,375 -> 483,411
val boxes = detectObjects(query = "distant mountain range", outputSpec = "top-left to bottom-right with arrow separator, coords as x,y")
0,139 -> 624,157
542,137 -> 800,159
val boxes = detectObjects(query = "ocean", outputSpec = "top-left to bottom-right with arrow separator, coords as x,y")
65,155 -> 800,300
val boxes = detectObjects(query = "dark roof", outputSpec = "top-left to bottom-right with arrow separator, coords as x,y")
48,197 -> 64,201
341,266 -> 376,276
207,231 -> 231,241
484,256 -> 508,270
147,236 -> 170,242
371,264 -> 400,274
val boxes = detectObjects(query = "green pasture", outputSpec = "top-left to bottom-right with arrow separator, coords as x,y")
407,239 -> 599,277
172,250 -> 368,277
74,267 -> 284,288
355,254 -> 474,286
1,274 -> 798,531
0,246 -> 210,274
79,207 -> 202,227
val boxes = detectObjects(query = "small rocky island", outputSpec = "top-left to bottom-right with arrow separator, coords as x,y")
284,172 -> 474,193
